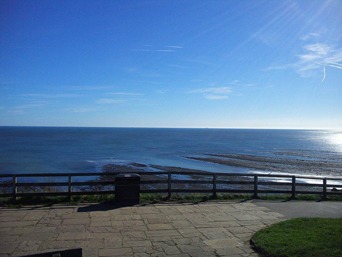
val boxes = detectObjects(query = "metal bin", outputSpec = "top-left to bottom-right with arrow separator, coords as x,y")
115,173 -> 140,203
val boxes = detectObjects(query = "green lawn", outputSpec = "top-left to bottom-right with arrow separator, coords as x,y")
252,218 -> 342,257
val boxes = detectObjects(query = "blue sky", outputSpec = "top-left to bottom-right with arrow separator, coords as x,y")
1,0 -> 341,129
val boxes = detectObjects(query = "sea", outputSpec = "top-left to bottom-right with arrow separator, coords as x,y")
0,127 -> 342,178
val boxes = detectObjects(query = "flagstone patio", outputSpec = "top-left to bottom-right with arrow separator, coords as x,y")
0,201 -> 285,257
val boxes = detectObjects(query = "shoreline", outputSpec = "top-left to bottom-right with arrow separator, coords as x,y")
99,151 -> 342,191
187,153 -> 342,178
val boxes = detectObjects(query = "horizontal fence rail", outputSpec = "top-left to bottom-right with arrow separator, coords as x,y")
0,171 -> 341,200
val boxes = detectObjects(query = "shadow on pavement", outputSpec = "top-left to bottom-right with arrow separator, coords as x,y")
77,202 -> 138,212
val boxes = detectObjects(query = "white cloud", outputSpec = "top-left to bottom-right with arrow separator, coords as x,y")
204,95 -> 228,100
95,99 -> 124,104
22,93 -> 82,98
133,45 -> 182,53
265,64 -> 294,71
155,89 -> 167,94
4,104 -> 44,114
156,50 -> 175,52
296,43 -> 342,79
124,67 -> 138,73
228,80 -> 239,84
68,85 -> 114,91
108,92 -> 143,96
300,32 -> 321,41
165,45 -> 183,49
14,104 -> 44,109
168,64 -> 188,69
303,43 -> 332,56
189,86 -> 231,100
9,110 -> 24,114
190,87 -> 231,94
132,49 -> 153,52
72,108 -> 93,113
266,39 -> 342,81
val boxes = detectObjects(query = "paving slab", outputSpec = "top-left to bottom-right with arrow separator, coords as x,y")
253,200 -> 342,219
5,200 -> 334,256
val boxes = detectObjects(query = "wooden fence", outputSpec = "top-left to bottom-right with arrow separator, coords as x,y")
0,171 -> 341,200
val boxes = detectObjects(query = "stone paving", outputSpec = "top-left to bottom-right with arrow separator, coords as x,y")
0,202 -> 285,257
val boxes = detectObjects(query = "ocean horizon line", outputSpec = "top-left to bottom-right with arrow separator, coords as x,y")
0,125 -> 340,131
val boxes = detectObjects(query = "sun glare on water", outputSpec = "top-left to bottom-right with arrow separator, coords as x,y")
323,131 -> 342,153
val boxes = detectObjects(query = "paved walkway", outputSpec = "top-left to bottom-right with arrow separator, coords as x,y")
0,201 -> 295,257
253,200 -> 342,219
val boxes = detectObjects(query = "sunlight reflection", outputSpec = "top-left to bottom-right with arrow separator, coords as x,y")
323,131 -> 342,152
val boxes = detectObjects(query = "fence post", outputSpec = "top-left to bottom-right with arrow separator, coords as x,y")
168,172 -> 171,199
68,174 -> 72,201
12,175 -> 17,201
253,175 -> 259,199
291,176 -> 296,199
322,178 -> 327,200
213,174 -> 217,198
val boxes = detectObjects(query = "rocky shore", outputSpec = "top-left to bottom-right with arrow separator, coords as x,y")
187,153 -> 342,178
98,151 -> 342,192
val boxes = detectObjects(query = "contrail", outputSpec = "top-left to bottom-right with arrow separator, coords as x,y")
326,64 -> 342,70
329,62 -> 342,68
319,62 -> 342,83
321,66 -> 326,83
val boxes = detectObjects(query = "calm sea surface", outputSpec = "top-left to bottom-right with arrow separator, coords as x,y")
0,127 -> 341,176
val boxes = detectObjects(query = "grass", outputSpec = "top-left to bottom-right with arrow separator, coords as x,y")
0,193 -> 341,207
252,218 -> 342,257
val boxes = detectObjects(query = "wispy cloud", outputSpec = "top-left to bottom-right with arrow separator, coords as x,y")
22,93 -> 82,98
264,64 -> 294,71
133,49 -> 175,53
14,104 -> 44,109
300,29 -> 328,42
186,57 -> 216,66
156,49 -> 175,52
190,87 -> 231,94
168,64 -> 188,69
95,99 -> 124,104
205,95 -> 228,100
132,49 -> 153,52
124,79 -> 160,85
300,32 -> 321,41
228,80 -> 239,84
165,45 -> 183,49
155,89 -> 167,94
266,38 -> 342,82
189,86 -> 231,100
108,92 -> 143,96
67,85 -> 114,91
9,110 -> 25,114
7,104 -> 44,114
133,45 -> 182,53
296,43 -> 342,81
72,108 -> 94,113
